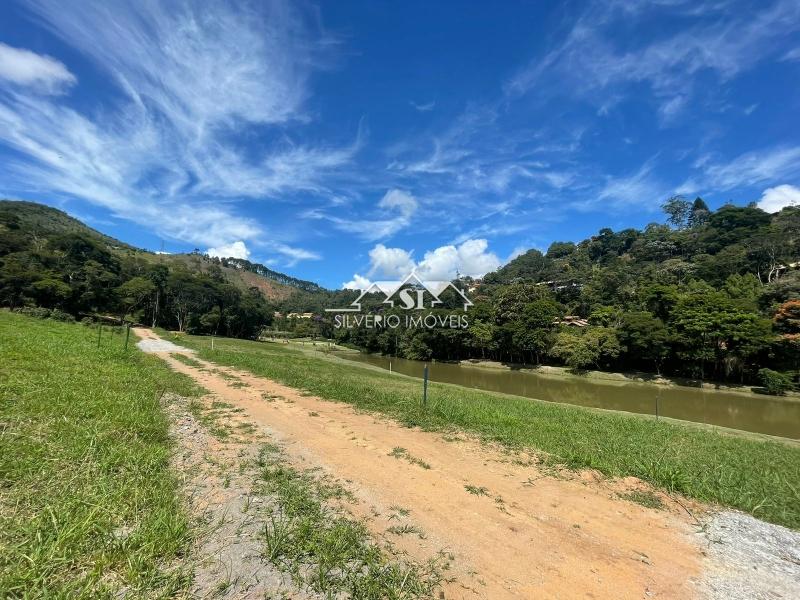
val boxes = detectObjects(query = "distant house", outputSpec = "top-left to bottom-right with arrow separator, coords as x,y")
273,311 -> 284,319
286,312 -> 314,319
467,278 -> 483,293
555,315 -> 589,327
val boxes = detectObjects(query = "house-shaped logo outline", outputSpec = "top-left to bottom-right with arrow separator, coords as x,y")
325,270 -> 474,312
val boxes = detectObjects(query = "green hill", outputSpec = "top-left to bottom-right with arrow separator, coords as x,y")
0,199 -> 331,337
0,199 -> 318,302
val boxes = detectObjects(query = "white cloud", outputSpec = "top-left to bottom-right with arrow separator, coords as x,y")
757,184 -> 800,213
310,189 -> 418,241
342,274 -> 372,290
367,244 -> 416,278
417,239 -> 501,280
0,43 -> 76,94
342,239 -> 500,289
206,240 -> 250,260
701,146 -> 800,190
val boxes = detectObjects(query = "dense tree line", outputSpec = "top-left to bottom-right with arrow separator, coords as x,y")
0,206 -> 273,338
306,200 -> 800,388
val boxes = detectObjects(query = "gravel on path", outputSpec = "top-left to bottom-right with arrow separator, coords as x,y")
136,338 -> 194,354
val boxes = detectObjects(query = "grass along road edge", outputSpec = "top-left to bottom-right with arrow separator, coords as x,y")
0,312 -> 203,597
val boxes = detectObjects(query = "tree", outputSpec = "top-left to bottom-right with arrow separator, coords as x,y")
116,276 -> 155,320
670,284 -> 773,379
511,299 -> 561,363
468,319 -> 496,359
774,300 -> 800,334
618,312 -> 669,372
551,327 -> 621,370
147,264 -> 169,327
31,277 -> 72,308
687,197 -> 710,228
662,195 -> 691,229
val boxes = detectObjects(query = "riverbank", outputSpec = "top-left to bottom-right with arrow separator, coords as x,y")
459,359 -> 798,398
163,331 -> 800,529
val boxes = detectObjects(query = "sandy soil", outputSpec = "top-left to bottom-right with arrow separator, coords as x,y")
136,329 -> 721,599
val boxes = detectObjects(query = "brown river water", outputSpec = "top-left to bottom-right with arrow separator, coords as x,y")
340,353 -> 800,440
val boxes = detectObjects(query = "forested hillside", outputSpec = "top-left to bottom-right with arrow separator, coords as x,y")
327,198 -> 800,389
0,200 -> 308,338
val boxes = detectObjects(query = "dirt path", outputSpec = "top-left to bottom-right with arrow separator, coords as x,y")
137,329 -> 707,599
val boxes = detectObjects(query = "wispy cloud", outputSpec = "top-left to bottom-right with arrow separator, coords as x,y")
0,42 -> 76,94
699,146 -> 800,190
410,99 -> 436,112
0,0 -> 349,262
506,0 -> 800,120
594,158 -> 667,209
307,188 -> 418,242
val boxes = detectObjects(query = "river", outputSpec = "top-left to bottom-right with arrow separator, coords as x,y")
340,353 -> 800,440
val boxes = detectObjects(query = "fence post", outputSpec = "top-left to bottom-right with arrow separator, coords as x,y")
124,324 -> 131,351
97,323 -> 102,348
422,364 -> 429,408
655,391 -> 660,421
211,335 -> 215,351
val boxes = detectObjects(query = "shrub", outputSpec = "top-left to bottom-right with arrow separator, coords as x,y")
14,306 -> 75,322
758,368 -> 793,396
15,306 -> 52,319
48,309 -> 75,322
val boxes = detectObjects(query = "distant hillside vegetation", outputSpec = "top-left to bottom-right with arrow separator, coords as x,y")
0,200 -> 321,300
0,199 -> 330,337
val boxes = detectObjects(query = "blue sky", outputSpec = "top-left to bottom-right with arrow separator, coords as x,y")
0,0 -> 799,289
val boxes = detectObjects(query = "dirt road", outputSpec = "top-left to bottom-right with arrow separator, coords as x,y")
136,328 -> 706,599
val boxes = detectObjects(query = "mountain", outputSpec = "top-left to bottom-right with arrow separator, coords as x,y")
0,199 -> 321,302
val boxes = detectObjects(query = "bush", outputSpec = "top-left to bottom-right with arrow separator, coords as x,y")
758,368 -> 793,396
13,306 -> 75,322
15,306 -> 52,319
48,309 -> 75,322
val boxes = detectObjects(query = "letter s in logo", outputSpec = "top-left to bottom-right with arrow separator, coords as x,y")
397,288 -> 417,310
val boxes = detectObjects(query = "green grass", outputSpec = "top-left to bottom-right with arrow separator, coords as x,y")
464,485 -> 490,497
257,445 -> 445,598
619,490 -> 664,510
171,353 -> 202,368
388,447 -> 432,470
165,332 -> 800,529
0,312 -> 203,597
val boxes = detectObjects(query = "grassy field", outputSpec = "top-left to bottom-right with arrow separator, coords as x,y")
166,332 -> 800,529
0,312 -> 202,597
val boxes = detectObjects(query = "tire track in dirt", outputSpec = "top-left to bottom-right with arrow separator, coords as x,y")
136,328 -> 705,599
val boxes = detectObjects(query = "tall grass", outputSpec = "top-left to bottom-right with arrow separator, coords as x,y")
171,333 -> 800,529
0,312 -> 202,597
